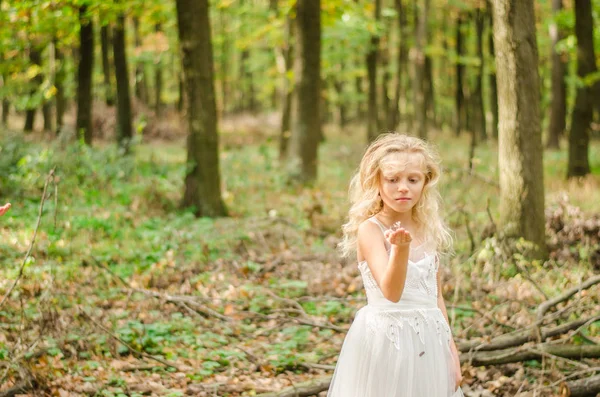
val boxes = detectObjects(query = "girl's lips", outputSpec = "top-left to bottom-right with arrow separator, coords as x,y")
397,198 -> 411,201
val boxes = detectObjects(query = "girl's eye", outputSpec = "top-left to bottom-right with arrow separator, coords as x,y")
389,178 -> 398,183
409,179 -> 418,183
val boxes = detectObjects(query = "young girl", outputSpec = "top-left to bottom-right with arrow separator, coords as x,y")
328,134 -> 463,397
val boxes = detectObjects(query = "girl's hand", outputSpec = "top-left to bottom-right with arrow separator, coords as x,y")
0,203 -> 10,216
383,222 -> 412,247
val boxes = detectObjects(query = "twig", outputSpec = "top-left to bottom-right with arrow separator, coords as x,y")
0,168 -> 55,310
79,308 -> 181,371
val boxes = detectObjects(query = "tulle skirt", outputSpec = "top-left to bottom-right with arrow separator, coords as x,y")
327,304 -> 464,397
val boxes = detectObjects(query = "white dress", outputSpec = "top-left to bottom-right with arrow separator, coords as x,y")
328,217 -> 464,397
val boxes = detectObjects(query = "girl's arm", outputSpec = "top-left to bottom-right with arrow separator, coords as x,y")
436,266 -> 463,388
357,220 -> 410,303
0,203 -> 10,216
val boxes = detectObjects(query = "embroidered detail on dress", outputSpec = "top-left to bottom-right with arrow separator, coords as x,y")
366,309 -> 451,350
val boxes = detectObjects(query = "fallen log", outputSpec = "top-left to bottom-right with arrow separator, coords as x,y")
458,315 -> 600,352
462,344 -> 600,367
255,377 -> 331,397
560,374 -> 600,397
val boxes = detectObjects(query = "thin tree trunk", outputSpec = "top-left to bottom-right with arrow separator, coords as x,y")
413,0 -> 428,139
76,5 -> 94,144
24,46 -> 43,132
567,0 -> 596,178
133,17 -> 148,104
289,0 -> 321,183
154,23 -> 163,116
176,0 -> 227,216
55,42 -> 66,135
474,9 -> 486,141
279,13 -> 294,160
487,1 -> 498,140
389,0 -> 407,131
113,14 -> 133,150
366,0 -> 381,141
547,0 -> 567,149
100,24 -> 115,106
492,0 -> 546,255
381,36 -> 391,131
455,13 -> 465,136
218,9 -> 229,115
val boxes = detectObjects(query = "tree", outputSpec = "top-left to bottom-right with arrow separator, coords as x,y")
491,0 -> 546,254
567,0 -> 596,178
100,24 -> 115,106
546,0 -> 567,149
113,13 -> 133,150
176,0 -> 227,217
288,0 -> 321,183
76,5 -> 94,145
366,0 -> 380,141
455,12 -> 465,136
413,0 -> 428,140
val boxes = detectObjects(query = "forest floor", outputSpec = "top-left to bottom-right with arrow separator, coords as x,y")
0,119 -> 599,397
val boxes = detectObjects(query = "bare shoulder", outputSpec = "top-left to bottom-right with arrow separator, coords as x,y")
357,219 -> 385,257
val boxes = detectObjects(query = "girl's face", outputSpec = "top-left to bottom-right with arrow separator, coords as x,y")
378,152 -> 427,215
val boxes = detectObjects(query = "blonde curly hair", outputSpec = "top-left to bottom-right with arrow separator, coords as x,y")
339,133 -> 452,258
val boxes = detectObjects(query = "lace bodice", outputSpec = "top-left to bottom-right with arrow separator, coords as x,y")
358,217 -> 439,307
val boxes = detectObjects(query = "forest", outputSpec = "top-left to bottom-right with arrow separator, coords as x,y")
0,0 -> 599,396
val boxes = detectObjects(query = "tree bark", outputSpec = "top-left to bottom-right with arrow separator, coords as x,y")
567,0 -> 596,178
461,344 -> 600,367
560,374 -> 600,397
76,5 -> 94,144
492,0 -> 546,254
366,0 -> 381,141
113,14 -> 133,150
288,0 -> 321,183
176,0 -> 227,217
100,24 -> 115,106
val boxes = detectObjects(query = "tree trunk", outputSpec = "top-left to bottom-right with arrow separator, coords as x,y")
366,0 -> 381,141
55,42 -> 66,135
76,5 -> 94,144
567,0 -> 595,178
154,23 -> 163,116
381,37 -> 391,132
288,0 -> 321,183
133,17 -> 148,104
413,0 -> 428,139
473,9 -> 486,141
389,0 -> 407,131
487,1 -> 498,140
24,46 -> 43,132
279,14 -> 294,160
492,0 -> 546,254
42,102 -> 53,132
455,13 -> 465,136
113,13 -> 133,150
546,0 -> 567,149
176,0 -> 227,217
100,24 -> 115,106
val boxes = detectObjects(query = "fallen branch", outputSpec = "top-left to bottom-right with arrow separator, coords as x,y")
255,377 -> 332,397
560,374 -> 600,397
537,275 -> 600,324
0,375 -> 37,397
462,344 -> 600,366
